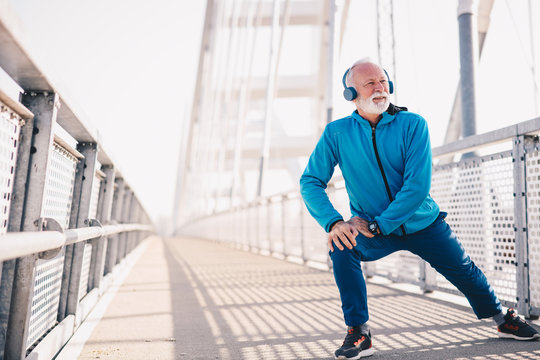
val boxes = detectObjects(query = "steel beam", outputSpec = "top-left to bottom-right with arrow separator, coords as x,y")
106,178 -> 125,271
91,165 -> 115,288
458,0 -> 479,139
4,91 -> 59,360
513,135 -> 532,317
62,143 -> 99,321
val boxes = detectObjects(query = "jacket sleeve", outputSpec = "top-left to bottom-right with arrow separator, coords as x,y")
300,125 -> 344,232
375,116 -> 433,234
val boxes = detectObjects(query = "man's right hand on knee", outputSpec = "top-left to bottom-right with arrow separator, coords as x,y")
329,217 -> 374,252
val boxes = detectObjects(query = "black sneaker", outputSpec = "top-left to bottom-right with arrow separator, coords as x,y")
334,326 -> 374,359
497,308 -> 540,340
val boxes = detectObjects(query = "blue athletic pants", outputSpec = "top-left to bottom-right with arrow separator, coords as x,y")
329,212 -> 502,326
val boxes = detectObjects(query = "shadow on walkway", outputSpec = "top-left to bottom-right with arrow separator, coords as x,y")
164,237 -> 540,360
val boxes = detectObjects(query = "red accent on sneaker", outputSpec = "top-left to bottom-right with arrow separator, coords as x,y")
503,324 -> 519,331
354,336 -> 365,347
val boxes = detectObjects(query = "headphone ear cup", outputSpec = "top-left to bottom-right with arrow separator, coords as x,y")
343,87 -> 357,101
342,69 -> 357,101
383,69 -> 394,94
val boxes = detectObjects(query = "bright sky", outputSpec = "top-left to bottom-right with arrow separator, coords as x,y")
9,0 -> 207,222
7,0 -> 540,223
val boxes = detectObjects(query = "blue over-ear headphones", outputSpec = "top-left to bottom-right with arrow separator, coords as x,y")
342,67 -> 394,101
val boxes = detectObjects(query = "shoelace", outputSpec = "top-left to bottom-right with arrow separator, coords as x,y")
507,309 -> 526,325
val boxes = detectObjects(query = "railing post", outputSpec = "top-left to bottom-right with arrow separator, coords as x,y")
126,191 -> 136,255
105,177 -> 125,273
4,92 -> 59,360
118,188 -> 134,261
89,165 -> 115,290
60,142 -> 99,322
128,200 -> 140,251
513,135 -> 532,317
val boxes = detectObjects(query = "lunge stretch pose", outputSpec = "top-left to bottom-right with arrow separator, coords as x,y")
300,59 -> 539,359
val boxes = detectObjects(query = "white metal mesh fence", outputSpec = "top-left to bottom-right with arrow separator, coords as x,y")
78,243 -> 93,301
283,197 -> 303,259
88,171 -> 102,220
258,204 -> 269,253
179,134 -> 540,316
431,152 -> 517,304
0,102 -> 21,234
268,200 -> 283,255
26,253 -> 64,350
27,142 -> 77,350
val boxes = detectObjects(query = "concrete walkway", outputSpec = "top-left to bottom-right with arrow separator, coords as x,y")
74,236 -> 540,360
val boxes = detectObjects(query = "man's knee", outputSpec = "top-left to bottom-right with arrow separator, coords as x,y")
330,247 -> 361,265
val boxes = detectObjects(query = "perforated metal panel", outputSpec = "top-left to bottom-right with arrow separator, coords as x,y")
88,172 -> 102,219
41,143 -> 77,229
431,152 -> 516,303
283,197 -> 303,258
247,206 -> 258,249
26,251 -> 65,350
236,207 -> 248,247
0,102 -> 21,234
257,203 -> 269,252
268,200 -> 283,254
302,203 -> 326,263
525,148 -> 540,310
78,243 -> 93,301
27,141 -> 77,350
221,212 -> 233,243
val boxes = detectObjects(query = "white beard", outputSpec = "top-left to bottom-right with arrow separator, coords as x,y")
356,91 -> 390,115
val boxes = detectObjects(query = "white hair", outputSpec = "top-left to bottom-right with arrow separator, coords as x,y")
345,57 -> 378,87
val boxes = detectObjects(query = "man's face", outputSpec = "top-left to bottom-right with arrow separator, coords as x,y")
351,64 -> 390,115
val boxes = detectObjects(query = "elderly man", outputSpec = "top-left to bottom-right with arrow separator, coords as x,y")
299,59 -> 539,359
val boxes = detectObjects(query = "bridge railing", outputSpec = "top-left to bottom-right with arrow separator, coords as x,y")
180,117 -> 540,320
0,6 -> 154,360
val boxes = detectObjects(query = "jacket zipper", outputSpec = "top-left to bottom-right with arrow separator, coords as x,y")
371,126 -> 407,236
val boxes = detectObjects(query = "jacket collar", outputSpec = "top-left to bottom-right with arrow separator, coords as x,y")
351,103 -> 408,128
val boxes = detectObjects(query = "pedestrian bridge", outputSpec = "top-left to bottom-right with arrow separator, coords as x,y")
1,1 -> 540,359
63,236 -> 540,360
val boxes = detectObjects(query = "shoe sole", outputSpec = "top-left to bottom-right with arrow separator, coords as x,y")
334,347 -> 375,359
498,332 -> 540,341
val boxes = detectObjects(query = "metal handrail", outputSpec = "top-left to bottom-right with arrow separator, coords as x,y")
0,223 -> 153,262
432,116 -> 540,158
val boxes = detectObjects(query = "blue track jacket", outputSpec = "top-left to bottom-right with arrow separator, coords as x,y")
300,105 -> 440,236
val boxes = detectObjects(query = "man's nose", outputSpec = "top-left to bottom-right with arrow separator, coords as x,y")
374,81 -> 385,92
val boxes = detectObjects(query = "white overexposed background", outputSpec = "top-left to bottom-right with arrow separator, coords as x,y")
9,0 -> 207,229
7,0 -> 540,230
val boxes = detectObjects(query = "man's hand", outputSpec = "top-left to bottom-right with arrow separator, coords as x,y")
328,217 -> 375,252
348,217 -> 377,238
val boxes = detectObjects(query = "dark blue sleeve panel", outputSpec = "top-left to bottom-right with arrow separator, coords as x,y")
375,116 -> 433,235
300,126 -> 344,233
